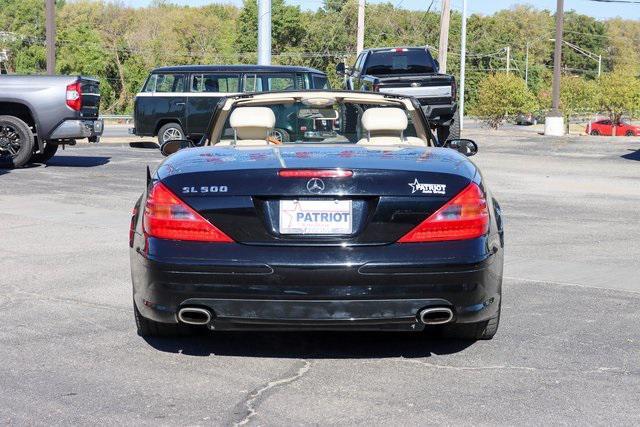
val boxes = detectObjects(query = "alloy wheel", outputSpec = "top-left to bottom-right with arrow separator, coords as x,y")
0,124 -> 22,159
162,127 -> 183,143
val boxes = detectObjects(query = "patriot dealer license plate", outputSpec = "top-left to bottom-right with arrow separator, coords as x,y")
279,200 -> 353,235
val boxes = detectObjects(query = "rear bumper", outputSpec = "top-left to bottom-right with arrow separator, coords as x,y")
49,119 -> 103,140
420,103 -> 456,124
131,237 -> 503,331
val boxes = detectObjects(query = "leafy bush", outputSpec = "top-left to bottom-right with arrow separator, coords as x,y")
560,75 -> 599,129
472,73 -> 539,129
598,68 -> 640,122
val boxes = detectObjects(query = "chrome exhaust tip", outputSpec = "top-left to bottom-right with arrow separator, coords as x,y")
177,307 -> 212,325
418,307 -> 454,325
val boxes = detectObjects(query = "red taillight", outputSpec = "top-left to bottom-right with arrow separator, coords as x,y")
372,83 -> 380,92
66,82 -> 82,111
278,169 -> 353,178
398,183 -> 489,243
143,182 -> 233,242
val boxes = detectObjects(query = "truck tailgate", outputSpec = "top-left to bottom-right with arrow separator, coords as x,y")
80,78 -> 100,119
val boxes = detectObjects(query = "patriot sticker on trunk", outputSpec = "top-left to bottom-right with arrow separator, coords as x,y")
279,200 -> 352,235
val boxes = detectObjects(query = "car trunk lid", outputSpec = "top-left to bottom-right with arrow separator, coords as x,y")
157,145 -> 476,245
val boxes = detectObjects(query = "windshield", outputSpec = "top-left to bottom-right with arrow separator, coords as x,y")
364,49 -> 436,75
217,99 -> 420,145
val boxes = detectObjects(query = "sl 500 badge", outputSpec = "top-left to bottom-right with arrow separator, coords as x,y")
182,186 -> 228,194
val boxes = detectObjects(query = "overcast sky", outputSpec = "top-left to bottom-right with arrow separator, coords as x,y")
123,0 -> 640,20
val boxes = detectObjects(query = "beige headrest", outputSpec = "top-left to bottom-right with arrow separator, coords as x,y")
361,108 -> 408,132
229,107 -> 276,140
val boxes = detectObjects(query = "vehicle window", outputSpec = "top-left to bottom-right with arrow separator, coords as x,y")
155,74 -> 185,93
266,75 -> 296,91
143,75 -> 157,93
192,74 -> 240,93
218,100 -> 419,145
243,74 -> 263,92
364,49 -> 436,75
243,74 -> 297,92
354,53 -> 366,73
312,74 -> 329,89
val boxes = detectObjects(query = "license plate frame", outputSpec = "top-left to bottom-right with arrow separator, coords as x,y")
279,199 -> 353,235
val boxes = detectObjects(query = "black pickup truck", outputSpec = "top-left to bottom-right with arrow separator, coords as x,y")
337,47 -> 459,143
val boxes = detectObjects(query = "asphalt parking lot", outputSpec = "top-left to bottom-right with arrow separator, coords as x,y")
1,129 -> 639,425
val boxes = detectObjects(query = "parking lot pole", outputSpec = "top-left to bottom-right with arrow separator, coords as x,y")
459,0 -> 467,131
257,0 -> 271,65
45,0 -> 55,75
438,0 -> 451,73
545,0 -> 565,136
357,0 -> 365,55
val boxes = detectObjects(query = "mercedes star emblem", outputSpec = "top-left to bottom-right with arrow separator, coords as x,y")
306,178 -> 325,193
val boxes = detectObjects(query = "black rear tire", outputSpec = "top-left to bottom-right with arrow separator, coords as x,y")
0,115 -> 35,168
157,123 -> 185,146
30,142 -> 59,164
436,109 -> 461,145
440,304 -> 501,341
625,131 -> 634,136
134,300 -> 195,337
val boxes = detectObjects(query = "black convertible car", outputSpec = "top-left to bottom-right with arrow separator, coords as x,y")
130,91 -> 504,340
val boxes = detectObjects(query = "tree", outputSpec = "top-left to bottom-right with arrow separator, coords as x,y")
560,75 -> 599,128
472,73 -> 539,129
563,11 -> 607,77
236,0 -> 306,57
598,68 -> 640,122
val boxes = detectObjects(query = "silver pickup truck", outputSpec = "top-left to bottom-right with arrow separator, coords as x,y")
0,75 -> 103,168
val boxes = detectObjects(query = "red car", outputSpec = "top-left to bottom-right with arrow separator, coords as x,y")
587,119 -> 640,136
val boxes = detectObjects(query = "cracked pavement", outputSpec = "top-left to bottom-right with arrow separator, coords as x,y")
1,129 -> 639,425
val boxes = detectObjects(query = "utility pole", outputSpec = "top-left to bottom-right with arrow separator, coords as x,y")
506,46 -> 510,73
257,0 -> 271,65
357,0 -> 365,55
525,42 -> 530,86
45,0 -> 56,75
459,0 -> 467,132
438,0 -> 451,73
545,0 -> 565,136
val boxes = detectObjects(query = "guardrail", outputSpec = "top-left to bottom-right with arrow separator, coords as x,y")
100,114 -> 133,122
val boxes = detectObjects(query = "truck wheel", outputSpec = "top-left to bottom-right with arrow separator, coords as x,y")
436,110 -> 461,145
0,115 -> 35,169
158,123 -> 184,146
30,142 -> 59,164
133,299 -> 194,337
440,304 -> 501,341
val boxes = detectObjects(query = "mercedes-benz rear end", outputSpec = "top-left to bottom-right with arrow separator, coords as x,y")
130,144 -> 503,340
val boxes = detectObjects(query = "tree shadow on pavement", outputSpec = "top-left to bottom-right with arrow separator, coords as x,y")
44,155 -> 110,167
143,330 -> 474,359
621,149 -> 640,161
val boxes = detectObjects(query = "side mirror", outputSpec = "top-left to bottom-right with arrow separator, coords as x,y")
433,59 -> 440,73
446,138 -> 478,156
160,139 -> 192,157
335,62 -> 346,75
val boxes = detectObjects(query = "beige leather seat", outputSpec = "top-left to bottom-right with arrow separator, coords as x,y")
218,107 -> 276,146
357,107 -> 426,147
